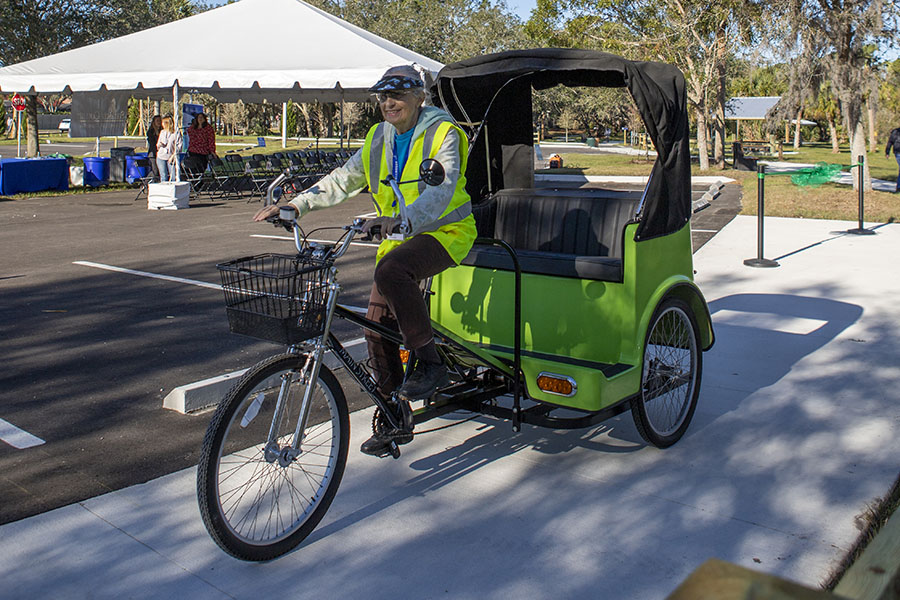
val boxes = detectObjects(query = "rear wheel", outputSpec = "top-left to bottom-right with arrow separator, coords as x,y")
631,297 -> 701,448
197,353 -> 349,561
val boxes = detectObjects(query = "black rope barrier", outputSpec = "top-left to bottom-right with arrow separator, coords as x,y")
744,156 -> 878,267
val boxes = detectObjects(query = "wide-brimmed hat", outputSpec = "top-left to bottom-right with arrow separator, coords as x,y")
369,65 -> 425,93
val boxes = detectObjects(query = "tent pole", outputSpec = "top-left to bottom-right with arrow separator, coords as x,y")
173,82 -> 181,182
282,102 -> 287,148
340,93 -> 344,150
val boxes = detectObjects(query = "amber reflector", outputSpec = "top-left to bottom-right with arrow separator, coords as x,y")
536,374 -> 574,396
399,349 -> 410,364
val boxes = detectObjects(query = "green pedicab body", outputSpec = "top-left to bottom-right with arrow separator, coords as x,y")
432,221 -> 713,412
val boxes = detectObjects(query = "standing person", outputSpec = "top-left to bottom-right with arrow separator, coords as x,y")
186,112 -> 217,173
146,115 -> 162,182
885,125 -> 900,193
252,65 -> 476,457
156,115 -> 181,182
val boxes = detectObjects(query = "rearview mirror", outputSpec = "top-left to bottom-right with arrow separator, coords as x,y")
419,159 -> 445,187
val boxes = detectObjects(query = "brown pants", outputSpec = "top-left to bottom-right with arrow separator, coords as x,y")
365,234 -> 455,395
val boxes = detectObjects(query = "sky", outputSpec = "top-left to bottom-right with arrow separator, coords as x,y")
505,0 -> 538,20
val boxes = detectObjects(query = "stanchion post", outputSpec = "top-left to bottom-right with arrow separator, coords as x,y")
846,154 -> 875,235
744,163 -> 780,268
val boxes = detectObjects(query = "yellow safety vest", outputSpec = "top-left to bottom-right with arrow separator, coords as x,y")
361,119 -> 476,264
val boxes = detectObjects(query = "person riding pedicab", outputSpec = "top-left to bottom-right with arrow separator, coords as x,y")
253,65 -> 477,457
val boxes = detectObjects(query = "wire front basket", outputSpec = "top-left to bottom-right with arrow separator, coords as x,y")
217,253 -> 330,344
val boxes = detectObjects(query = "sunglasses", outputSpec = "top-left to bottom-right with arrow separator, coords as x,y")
374,90 -> 413,103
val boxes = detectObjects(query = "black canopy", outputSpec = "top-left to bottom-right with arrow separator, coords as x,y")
433,48 -> 691,241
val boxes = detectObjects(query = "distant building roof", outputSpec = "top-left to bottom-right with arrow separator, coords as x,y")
725,96 -> 817,125
725,96 -> 781,120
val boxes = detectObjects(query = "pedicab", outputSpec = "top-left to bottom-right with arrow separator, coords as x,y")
197,48 -> 715,561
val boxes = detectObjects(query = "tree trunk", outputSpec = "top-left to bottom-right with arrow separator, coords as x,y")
839,92 -> 871,191
322,104 -> 335,138
713,28 -> 727,170
26,96 -> 40,158
696,106 -> 710,171
828,116 -> 840,153
793,108 -> 802,149
298,103 -> 313,137
849,119 -> 870,191
867,97 -> 877,153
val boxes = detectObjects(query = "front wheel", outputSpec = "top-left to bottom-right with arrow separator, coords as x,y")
197,353 -> 349,561
630,297 -> 702,448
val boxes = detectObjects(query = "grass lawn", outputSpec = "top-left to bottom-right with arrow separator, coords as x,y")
555,145 -> 900,223
4,138 -> 898,221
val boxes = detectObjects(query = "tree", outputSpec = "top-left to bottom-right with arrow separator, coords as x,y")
222,101 -> 248,136
286,103 -> 299,137
533,85 -> 633,142
805,80 -> 844,152
525,0 -> 761,171
1,0 -> 194,156
878,58 -> 900,137
778,0 -> 900,190
309,0 -> 528,64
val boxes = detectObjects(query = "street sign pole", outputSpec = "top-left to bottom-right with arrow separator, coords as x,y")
12,93 -> 26,158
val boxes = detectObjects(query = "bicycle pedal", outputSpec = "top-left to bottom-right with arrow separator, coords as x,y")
389,441 -> 401,459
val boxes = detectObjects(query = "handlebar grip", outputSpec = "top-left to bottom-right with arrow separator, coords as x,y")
360,224 -> 378,242
265,216 -> 294,233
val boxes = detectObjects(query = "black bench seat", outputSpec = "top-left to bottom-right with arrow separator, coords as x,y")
462,187 -> 641,282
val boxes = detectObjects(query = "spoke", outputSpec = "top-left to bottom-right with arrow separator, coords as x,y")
642,307 -> 696,437
209,362 -> 343,547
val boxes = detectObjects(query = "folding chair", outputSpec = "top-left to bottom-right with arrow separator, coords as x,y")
133,158 -> 155,202
245,158 -> 277,202
180,155 -> 213,200
222,154 -> 252,198
286,153 -> 305,176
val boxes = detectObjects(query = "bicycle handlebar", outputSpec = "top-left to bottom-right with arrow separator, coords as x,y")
259,158 -> 446,260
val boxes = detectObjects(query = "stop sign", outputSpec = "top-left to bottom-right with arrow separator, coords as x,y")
11,93 -> 26,111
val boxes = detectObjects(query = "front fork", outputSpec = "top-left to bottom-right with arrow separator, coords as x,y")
264,277 -> 343,465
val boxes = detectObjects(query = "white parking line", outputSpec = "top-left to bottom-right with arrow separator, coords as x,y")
73,261 -> 221,290
73,260 -> 370,315
0,418 -> 45,449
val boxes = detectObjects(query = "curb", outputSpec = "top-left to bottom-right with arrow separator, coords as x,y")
692,180 -> 726,213
163,339 -> 369,414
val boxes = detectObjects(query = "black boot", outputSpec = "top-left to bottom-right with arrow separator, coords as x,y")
360,402 -> 414,458
398,359 -> 449,400
360,428 -> 414,458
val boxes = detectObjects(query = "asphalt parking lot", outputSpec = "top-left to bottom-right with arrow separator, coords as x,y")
0,181 -> 741,524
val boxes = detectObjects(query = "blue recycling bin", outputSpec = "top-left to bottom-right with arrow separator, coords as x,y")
125,153 -> 149,184
83,156 -> 111,187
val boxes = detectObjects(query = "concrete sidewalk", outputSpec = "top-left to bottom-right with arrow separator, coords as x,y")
2,216 -> 899,600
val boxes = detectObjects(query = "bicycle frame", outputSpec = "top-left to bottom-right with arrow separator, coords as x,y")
260,174 -> 639,459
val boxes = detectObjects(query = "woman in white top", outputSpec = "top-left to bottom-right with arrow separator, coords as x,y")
155,116 -> 182,182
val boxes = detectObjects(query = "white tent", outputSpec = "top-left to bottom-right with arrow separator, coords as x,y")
0,0 -> 442,103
